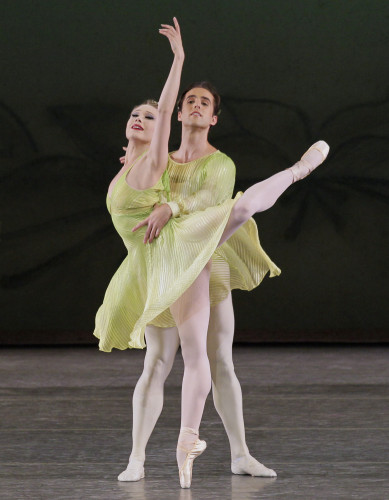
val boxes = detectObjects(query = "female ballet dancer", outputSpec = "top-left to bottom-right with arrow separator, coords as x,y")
94,18 -> 329,488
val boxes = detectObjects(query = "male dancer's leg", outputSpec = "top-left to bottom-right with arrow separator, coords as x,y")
208,293 -> 276,477
118,325 -> 179,481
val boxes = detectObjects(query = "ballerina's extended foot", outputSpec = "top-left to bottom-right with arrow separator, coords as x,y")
178,438 -> 207,488
117,457 -> 145,481
288,140 -> 330,182
231,455 -> 277,477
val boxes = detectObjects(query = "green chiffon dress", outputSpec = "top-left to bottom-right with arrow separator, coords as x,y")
94,151 -> 280,351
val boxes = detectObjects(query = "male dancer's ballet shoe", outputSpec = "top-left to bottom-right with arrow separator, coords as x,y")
178,439 -> 207,488
231,455 -> 277,477
117,458 -> 145,481
288,140 -> 330,182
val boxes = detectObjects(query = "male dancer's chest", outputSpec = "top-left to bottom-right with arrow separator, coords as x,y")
167,162 -> 206,198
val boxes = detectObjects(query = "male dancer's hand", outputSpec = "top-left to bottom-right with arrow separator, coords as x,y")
132,203 -> 172,244
119,147 -> 126,164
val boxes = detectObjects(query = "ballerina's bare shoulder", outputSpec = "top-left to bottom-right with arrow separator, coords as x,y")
125,153 -> 163,191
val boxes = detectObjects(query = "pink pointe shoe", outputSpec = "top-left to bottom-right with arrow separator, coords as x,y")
178,439 -> 207,488
289,140 -> 330,182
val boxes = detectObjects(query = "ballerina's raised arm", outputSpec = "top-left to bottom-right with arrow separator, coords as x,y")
125,18 -> 184,193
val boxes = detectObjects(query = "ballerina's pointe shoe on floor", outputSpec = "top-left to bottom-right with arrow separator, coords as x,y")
288,140 -> 330,183
178,438 -> 207,488
231,455 -> 277,477
117,457 -> 145,481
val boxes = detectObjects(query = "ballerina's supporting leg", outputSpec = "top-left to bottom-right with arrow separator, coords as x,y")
207,293 -> 276,477
118,325 -> 180,481
218,141 -> 329,246
169,262 -> 212,488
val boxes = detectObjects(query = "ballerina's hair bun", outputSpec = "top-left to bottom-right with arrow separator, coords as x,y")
137,99 -> 159,109
130,100 -> 159,116
141,99 -> 158,109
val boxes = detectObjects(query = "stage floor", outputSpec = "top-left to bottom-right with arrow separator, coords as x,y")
1,344 -> 388,499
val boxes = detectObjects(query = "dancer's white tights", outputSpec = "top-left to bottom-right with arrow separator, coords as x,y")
130,325 -> 180,464
117,323 -> 180,480
208,294 -> 276,476
206,292 -> 248,461
219,145 -> 325,245
169,262 -> 212,469
218,169 -> 293,245
124,294 -> 265,469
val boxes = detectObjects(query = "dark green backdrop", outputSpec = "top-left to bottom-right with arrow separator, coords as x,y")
1,0 -> 388,344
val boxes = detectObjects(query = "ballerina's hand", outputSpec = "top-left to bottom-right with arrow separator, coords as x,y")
119,146 -> 127,164
159,17 -> 184,59
132,203 -> 173,244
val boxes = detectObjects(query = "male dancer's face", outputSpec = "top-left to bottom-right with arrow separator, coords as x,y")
178,87 -> 218,130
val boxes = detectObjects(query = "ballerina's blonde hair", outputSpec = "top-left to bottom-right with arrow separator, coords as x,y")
131,99 -> 158,114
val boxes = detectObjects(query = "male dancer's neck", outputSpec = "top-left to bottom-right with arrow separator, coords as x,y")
173,125 -> 217,163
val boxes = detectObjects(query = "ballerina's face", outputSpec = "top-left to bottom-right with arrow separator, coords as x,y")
178,88 -> 218,129
126,104 -> 158,143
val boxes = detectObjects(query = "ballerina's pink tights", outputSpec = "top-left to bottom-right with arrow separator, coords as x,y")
169,261 -> 212,469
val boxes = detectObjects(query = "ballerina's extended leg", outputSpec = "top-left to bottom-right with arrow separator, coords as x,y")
219,141 -> 329,245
